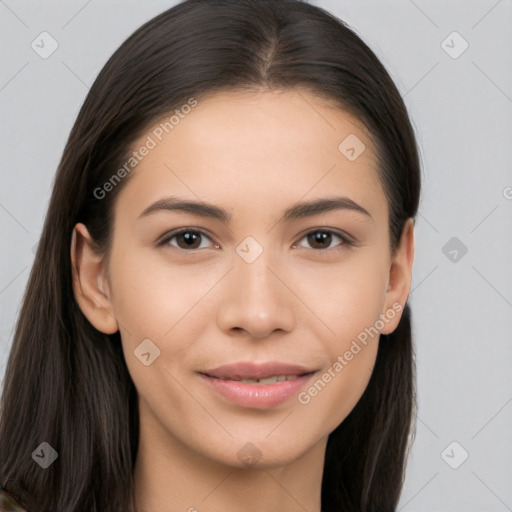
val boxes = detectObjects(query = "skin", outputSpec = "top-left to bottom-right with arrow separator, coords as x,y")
71,88 -> 414,512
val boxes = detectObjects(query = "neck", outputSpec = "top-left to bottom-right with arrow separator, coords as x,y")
130,402 -> 326,512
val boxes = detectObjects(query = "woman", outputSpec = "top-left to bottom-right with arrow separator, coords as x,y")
0,0 -> 420,510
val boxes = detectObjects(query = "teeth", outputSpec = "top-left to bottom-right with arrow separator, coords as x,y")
235,375 -> 300,385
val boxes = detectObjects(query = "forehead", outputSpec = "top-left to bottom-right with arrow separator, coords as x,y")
115,88 -> 387,223
154,88 -> 377,164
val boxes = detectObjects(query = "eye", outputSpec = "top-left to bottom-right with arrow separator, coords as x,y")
293,229 -> 353,251
157,227 -> 354,252
157,229 -> 219,251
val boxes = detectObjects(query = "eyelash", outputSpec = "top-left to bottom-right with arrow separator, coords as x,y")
156,227 -> 356,253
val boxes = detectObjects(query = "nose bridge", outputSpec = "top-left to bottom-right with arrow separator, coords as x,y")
217,235 -> 296,338
234,234 -> 277,290
237,246 -> 275,297
235,238 -> 282,313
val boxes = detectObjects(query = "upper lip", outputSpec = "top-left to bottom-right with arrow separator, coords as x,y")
201,362 -> 317,380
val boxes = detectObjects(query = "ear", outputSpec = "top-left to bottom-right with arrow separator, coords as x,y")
70,223 -> 119,334
380,218 -> 415,334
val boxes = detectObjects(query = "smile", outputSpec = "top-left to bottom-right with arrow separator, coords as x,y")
198,361 -> 318,408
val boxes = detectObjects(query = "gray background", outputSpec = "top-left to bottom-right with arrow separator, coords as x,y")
1,0 -> 511,510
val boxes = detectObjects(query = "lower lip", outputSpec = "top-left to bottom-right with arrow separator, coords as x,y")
199,373 -> 316,408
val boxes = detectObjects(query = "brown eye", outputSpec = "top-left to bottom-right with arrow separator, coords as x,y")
158,229 -> 219,251
175,231 -> 203,249
295,229 -> 352,251
308,231 -> 333,249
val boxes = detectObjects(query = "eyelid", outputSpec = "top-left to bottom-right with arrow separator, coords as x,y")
293,227 -> 356,249
156,227 -> 218,249
157,226 -> 356,251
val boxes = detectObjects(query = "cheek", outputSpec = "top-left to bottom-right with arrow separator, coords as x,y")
301,250 -> 389,341
292,253 -> 388,430
296,293 -> 383,439
107,250 -> 211,411
296,341 -> 379,442
108,247 -> 216,340
106,248 -> 223,395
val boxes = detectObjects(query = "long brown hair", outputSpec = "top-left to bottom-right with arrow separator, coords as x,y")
0,1 -> 420,510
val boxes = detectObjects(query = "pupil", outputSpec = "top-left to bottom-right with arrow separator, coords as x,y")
178,232 -> 332,250
181,232 -> 200,248
309,231 -> 330,249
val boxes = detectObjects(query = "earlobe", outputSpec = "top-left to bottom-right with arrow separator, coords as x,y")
381,218 -> 415,335
70,223 -> 119,334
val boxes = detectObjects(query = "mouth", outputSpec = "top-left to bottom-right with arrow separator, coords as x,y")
198,361 -> 318,408
206,374 -> 310,385
201,361 -> 317,380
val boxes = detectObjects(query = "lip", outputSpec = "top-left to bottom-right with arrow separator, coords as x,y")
202,361 -> 316,380
198,361 -> 318,408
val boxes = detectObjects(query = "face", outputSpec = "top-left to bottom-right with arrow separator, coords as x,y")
72,88 -> 413,470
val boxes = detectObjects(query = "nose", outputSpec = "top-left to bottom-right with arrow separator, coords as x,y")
216,247 -> 296,339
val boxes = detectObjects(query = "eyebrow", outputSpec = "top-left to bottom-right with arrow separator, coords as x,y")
139,195 -> 373,223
